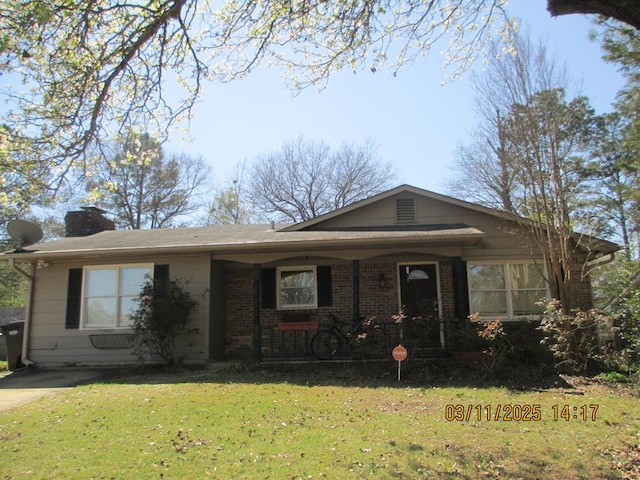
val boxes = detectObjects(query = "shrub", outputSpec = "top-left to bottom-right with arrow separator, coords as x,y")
591,256 -> 640,373
615,309 -> 640,371
599,371 -> 630,384
468,313 -> 512,374
130,276 -> 198,367
537,299 -> 612,375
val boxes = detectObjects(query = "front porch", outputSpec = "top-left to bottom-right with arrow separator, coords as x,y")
218,258 -> 469,362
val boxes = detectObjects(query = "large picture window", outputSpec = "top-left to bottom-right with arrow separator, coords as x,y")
468,261 -> 548,319
82,265 -> 152,329
277,266 -> 317,310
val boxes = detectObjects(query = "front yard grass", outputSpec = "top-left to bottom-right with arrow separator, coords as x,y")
0,361 -> 638,479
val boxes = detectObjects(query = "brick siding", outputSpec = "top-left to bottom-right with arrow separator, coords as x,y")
569,264 -> 594,310
224,260 -> 458,359
223,258 -> 598,359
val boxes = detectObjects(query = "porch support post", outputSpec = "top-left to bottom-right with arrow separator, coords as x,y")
252,263 -> 262,362
352,260 -> 360,326
209,260 -> 226,361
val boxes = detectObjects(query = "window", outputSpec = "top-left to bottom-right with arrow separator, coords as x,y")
82,264 -> 152,329
509,263 -> 548,315
277,266 -> 317,310
468,261 -> 547,318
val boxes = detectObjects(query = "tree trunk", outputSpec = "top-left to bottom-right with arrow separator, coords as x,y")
547,0 -> 640,30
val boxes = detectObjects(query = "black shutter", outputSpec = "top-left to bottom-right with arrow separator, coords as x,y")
317,266 -> 333,307
452,258 -> 470,320
261,268 -> 276,309
154,264 -> 170,282
65,268 -> 83,329
153,264 -> 170,296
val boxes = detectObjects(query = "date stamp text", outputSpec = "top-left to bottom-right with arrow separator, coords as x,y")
444,404 -> 599,422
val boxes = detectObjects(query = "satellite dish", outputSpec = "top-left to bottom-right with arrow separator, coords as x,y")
7,219 -> 44,252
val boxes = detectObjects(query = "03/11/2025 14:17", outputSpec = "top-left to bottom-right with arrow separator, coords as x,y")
444,404 -> 599,422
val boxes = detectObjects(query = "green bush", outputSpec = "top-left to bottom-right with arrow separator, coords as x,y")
599,371 -> 630,383
614,309 -> 640,369
130,276 -> 198,367
591,256 -> 640,371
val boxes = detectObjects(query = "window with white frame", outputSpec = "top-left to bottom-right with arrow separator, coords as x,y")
468,261 -> 548,318
277,266 -> 317,310
82,264 -> 152,328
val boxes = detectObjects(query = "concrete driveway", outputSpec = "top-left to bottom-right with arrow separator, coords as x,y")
0,367 -> 121,412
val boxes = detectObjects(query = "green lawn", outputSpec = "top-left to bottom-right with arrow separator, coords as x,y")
0,362 -> 638,479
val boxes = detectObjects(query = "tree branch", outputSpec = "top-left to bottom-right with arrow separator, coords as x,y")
547,0 -> 640,30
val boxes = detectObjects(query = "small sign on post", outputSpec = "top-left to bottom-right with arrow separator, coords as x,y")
392,345 -> 408,381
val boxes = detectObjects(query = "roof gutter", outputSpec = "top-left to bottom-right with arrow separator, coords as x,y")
9,259 -> 35,368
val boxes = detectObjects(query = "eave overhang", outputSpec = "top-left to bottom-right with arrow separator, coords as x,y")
0,226 -> 486,263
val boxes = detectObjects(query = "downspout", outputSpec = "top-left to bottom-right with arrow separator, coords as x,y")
9,259 -> 36,367
586,252 -> 616,269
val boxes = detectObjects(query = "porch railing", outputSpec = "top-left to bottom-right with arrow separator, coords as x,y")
261,321 -> 406,359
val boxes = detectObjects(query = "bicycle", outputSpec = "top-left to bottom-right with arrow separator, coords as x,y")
310,313 -> 389,360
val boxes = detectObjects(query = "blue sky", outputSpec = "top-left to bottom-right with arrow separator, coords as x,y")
165,1 -> 626,195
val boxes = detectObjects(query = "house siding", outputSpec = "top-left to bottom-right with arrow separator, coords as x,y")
27,255 -> 210,367
314,193 -> 537,259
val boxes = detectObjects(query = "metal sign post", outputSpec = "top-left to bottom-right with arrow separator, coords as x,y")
392,345 -> 408,381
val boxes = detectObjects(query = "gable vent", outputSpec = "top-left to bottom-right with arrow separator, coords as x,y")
396,198 -> 416,223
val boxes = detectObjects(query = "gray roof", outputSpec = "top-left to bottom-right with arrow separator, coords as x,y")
2,223 -> 485,261
1,184 -> 619,261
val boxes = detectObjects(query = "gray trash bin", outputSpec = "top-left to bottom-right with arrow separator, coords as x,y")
0,321 -> 24,370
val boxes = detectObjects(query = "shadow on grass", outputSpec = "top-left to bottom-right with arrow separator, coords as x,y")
99,358 -> 574,392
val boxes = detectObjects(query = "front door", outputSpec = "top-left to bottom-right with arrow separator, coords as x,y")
398,263 -> 443,350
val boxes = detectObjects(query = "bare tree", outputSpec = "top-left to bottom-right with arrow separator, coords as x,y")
447,32 -> 599,311
204,161 -> 264,225
447,31 -> 570,212
249,138 -> 395,222
447,110 -> 521,212
86,131 -> 212,229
